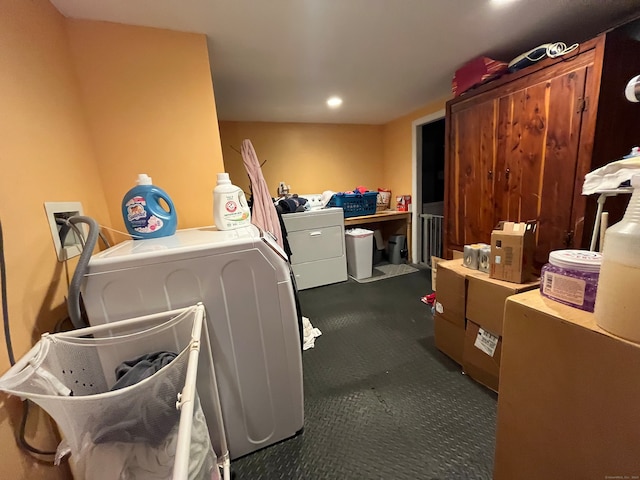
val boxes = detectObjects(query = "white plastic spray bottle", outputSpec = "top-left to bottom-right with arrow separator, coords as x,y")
595,174 -> 640,341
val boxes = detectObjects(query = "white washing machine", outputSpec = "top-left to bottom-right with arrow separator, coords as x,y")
81,225 -> 304,459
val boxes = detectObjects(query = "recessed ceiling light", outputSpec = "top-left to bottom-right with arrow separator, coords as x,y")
327,96 -> 343,108
491,0 -> 519,6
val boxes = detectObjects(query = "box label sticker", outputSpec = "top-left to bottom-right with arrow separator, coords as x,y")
435,302 -> 444,314
495,255 -> 501,264
542,271 -> 586,306
474,328 -> 499,357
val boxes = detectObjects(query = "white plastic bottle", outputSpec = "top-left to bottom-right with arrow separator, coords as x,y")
594,174 -> 640,341
214,173 -> 251,230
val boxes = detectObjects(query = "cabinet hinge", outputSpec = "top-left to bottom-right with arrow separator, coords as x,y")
577,96 -> 589,113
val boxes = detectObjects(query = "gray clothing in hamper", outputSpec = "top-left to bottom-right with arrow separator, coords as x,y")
94,351 -> 178,445
111,351 -> 177,390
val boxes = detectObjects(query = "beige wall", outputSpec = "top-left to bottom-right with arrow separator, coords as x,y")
0,1 -> 110,478
66,20 -> 225,234
0,2 -> 443,476
219,101 -> 452,206
382,97 -> 449,202
0,3 -> 225,478
219,122 -> 386,197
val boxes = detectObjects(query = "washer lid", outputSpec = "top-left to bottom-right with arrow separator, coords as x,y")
88,225 -> 260,273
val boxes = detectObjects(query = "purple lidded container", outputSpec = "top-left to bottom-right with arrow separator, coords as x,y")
540,250 -> 602,312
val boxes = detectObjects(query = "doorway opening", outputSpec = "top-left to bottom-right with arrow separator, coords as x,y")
411,110 -> 445,266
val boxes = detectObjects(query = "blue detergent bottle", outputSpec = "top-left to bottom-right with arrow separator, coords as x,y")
121,174 -> 177,239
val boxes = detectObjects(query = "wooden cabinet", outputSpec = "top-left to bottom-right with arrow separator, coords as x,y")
448,97 -> 498,249
445,26 -> 640,265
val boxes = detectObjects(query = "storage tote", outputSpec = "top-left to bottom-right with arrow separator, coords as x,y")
327,191 -> 378,218
0,304 -> 230,480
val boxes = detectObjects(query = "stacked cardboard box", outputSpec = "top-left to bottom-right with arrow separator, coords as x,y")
494,290 -> 640,479
463,275 -> 538,391
433,260 -> 481,365
432,259 -> 538,391
430,256 -> 445,291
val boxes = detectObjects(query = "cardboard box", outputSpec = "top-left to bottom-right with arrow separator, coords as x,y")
466,274 -> 539,336
434,313 -> 465,365
490,221 -> 536,283
435,260 -> 492,327
494,290 -> 640,480
462,320 -> 502,392
452,250 -> 464,260
431,256 -> 445,291
433,260 -> 473,327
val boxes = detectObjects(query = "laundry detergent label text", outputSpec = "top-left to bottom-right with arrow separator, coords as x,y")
125,196 -> 164,233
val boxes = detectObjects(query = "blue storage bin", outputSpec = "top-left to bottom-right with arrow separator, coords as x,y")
327,192 -> 378,218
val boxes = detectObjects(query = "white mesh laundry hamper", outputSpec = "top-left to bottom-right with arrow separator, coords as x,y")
0,304 -> 230,480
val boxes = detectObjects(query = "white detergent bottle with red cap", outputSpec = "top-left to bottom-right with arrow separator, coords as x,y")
595,174 -> 640,341
121,174 -> 177,239
213,173 -> 251,230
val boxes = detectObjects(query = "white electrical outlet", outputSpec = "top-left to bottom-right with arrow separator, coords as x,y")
44,202 -> 85,262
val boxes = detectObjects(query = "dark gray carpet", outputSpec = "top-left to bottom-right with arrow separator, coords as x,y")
231,270 -> 497,479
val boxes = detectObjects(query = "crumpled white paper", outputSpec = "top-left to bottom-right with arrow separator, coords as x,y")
302,316 -> 322,350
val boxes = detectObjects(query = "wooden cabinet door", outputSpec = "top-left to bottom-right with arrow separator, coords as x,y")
494,67 -> 587,266
446,98 -> 498,252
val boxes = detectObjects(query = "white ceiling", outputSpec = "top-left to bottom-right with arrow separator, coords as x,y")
52,0 -> 640,124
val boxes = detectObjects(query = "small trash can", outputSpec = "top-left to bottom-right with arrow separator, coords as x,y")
372,229 -> 385,266
387,234 -> 407,264
345,228 -> 374,279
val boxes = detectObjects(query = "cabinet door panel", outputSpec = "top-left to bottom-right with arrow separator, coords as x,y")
537,68 -> 587,262
448,99 -> 497,248
496,68 -> 587,265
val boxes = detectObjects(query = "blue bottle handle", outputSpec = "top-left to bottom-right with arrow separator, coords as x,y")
151,188 -> 175,218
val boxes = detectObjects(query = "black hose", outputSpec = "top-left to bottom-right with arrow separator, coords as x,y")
67,216 -> 100,329
55,220 -> 72,250
0,219 -> 15,366
19,401 -> 57,456
56,218 -> 85,248
68,223 -> 85,248
98,230 -> 111,248
1,219 -> 57,457
57,217 -> 110,249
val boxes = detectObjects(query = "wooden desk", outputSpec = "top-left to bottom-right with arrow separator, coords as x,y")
344,210 -> 412,262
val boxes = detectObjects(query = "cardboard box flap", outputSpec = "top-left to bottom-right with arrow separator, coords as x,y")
493,221 -> 537,236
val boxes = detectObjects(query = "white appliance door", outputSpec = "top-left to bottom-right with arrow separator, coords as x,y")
82,237 -> 303,459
